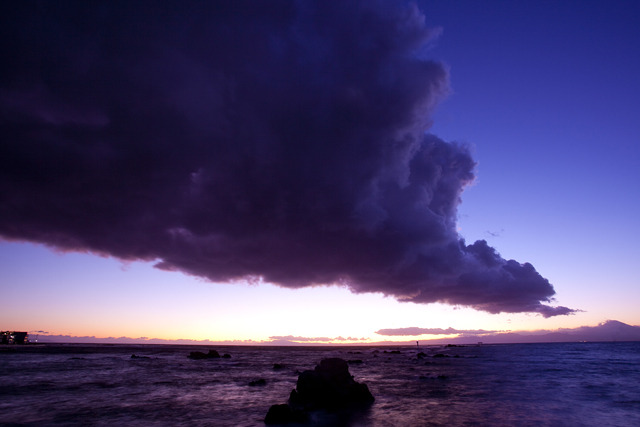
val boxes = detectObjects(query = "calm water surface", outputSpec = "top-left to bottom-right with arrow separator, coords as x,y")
1,342 -> 639,426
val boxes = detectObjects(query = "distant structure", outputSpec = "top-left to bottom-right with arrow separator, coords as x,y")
1,331 -> 29,345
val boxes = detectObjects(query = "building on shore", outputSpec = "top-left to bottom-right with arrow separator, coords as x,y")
1,331 -> 29,345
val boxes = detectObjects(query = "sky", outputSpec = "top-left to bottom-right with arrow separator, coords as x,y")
1,1 -> 639,344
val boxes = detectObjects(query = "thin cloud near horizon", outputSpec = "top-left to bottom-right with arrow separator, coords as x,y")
269,335 -> 369,343
375,327 -> 499,336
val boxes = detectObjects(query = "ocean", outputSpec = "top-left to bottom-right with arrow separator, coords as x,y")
1,342 -> 639,426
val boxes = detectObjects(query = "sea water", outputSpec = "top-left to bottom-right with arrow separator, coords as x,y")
1,342 -> 639,426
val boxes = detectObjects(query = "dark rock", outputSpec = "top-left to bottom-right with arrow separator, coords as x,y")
222,353 -> 231,358
289,358 -> 374,411
187,349 -> 221,360
416,352 -> 427,359
187,351 -> 207,360
264,404 -> 308,425
249,379 -> 267,386
433,353 -> 449,358
273,363 -> 285,370
130,354 -> 150,359
347,359 -> 363,364
264,358 -> 375,423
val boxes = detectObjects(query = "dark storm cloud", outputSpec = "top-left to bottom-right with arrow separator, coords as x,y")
0,1 -> 574,316
375,327 -> 497,336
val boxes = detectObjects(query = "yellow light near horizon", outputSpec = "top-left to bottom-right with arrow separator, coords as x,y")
4,242 -> 638,345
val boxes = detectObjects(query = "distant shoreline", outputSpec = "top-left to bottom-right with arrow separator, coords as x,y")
2,341 -> 639,352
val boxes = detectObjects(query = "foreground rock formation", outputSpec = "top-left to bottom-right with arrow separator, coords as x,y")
265,358 -> 374,424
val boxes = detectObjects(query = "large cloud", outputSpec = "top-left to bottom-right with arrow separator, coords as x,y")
0,1 -> 573,316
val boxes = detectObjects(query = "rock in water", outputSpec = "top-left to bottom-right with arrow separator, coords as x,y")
206,349 -> 221,358
265,358 -> 374,424
187,351 -> 207,360
187,349 -> 221,359
264,358 -> 375,424
130,354 -> 150,359
289,358 -> 374,410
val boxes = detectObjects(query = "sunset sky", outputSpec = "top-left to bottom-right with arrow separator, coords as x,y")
1,1 -> 639,344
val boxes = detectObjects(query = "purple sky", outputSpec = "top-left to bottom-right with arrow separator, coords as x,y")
1,1 -> 639,342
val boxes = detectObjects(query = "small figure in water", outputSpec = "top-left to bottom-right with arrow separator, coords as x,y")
416,341 -> 419,348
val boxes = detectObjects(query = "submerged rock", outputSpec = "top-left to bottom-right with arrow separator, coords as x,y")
249,379 -> 267,386
265,357 -> 374,424
187,349 -> 221,360
188,351 -> 207,360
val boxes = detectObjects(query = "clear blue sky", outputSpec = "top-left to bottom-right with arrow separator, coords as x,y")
425,0 -> 640,328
